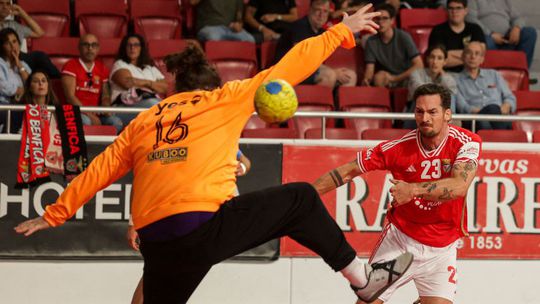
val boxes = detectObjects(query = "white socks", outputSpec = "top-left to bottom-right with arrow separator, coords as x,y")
341,256 -> 368,288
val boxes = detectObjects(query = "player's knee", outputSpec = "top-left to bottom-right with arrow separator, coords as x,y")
373,71 -> 387,87
316,66 -> 337,87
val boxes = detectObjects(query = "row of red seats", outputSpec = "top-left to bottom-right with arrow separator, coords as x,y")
19,0 -> 182,39
74,84 -> 540,137
83,123 -> 540,144
240,127 -> 540,143
32,37 -> 528,96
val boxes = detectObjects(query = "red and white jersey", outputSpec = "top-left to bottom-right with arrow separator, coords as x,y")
356,125 -> 482,247
62,58 -> 109,106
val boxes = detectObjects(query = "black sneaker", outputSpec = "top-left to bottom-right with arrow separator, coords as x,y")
351,252 -> 414,303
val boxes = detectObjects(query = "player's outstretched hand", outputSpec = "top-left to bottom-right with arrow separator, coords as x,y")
14,217 -> 51,236
389,179 -> 414,206
127,225 -> 140,251
341,4 -> 380,35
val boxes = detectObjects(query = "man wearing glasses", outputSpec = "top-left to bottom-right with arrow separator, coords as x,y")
61,34 -> 123,133
362,3 -> 423,88
428,0 -> 486,73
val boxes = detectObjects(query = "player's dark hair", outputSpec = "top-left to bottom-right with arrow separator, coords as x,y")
375,3 -> 396,19
413,83 -> 452,110
426,44 -> 448,59
165,44 -> 221,93
447,0 -> 467,8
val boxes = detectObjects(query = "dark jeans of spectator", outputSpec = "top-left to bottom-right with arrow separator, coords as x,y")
20,51 -> 61,78
462,104 -> 512,131
485,27 -> 537,68
0,103 -> 23,133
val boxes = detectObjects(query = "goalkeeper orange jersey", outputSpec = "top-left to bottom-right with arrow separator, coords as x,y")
43,23 -> 356,229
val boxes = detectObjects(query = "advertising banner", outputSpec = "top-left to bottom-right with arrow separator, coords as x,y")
0,141 -> 282,260
281,145 -> 540,259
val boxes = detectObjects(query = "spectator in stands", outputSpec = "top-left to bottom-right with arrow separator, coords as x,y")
362,3 -> 423,87
274,0 -> 357,88
244,0 -> 298,44
62,34 -> 123,133
109,34 -> 168,126
0,28 -> 30,105
23,71 -> 58,106
191,0 -> 255,43
428,0 -> 485,73
466,0 -> 537,68
0,0 -> 59,78
404,44 -> 456,128
455,41 -> 515,130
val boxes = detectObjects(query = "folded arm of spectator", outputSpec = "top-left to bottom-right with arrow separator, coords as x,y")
392,55 -> 424,83
12,4 -> 44,38
445,50 -> 464,68
362,63 -> 375,86
495,72 -> 516,113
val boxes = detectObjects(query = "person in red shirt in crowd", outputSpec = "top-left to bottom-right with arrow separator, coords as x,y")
314,83 -> 481,304
61,34 -> 123,133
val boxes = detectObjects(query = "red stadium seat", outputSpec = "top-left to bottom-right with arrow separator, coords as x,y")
242,128 -> 297,139
477,130 -> 528,143
533,130 -> 540,143
244,116 -> 268,130
292,85 -> 335,138
400,9 -> 447,54
130,0 -> 182,40
19,0 -> 70,37
96,38 -> 121,71
482,50 -> 529,91
391,87 -> 409,113
148,39 -> 195,96
512,91 -> 540,137
205,41 -> 258,83
75,0 -> 128,39
338,86 -> 391,109
31,37 -> 79,71
180,0 -> 196,37
338,86 -> 392,134
324,47 -> 364,84
361,128 -> 413,140
296,0 -> 310,18
83,125 -> 118,136
295,85 -> 334,108
260,40 -> 277,69
51,78 -> 66,104
304,128 -> 359,140
514,90 -> 540,111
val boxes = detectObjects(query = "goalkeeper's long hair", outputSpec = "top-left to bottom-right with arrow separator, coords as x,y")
165,44 -> 222,93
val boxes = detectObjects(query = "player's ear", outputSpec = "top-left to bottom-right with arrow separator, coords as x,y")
444,108 -> 452,122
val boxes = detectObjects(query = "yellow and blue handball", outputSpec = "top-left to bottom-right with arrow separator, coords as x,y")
254,79 -> 298,124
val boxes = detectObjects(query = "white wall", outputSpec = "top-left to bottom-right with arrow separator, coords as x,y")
1,258 -> 539,303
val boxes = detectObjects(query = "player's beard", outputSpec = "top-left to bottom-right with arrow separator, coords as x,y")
419,124 -> 438,138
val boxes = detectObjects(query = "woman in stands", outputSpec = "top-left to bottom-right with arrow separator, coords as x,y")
22,70 -> 58,106
404,44 -> 457,128
0,28 -> 30,104
0,28 -> 30,132
109,33 -> 168,125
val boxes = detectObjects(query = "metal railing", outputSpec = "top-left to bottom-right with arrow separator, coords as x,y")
2,104 -> 540,137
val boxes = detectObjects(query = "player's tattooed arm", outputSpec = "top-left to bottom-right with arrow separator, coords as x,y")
312,160 -> 362,195
391,160 -> 478,205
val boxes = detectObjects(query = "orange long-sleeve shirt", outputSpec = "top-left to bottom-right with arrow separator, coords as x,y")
43,23 -> 356,230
